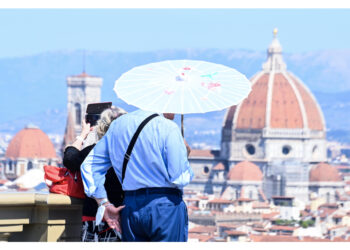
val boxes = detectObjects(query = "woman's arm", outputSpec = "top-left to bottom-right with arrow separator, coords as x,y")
70,120 -> 91,151
63,120 -> 92,171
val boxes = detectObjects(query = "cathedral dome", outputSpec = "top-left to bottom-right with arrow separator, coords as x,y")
223,30 -> 325,132
5,126 -> 57,159
227,161 -> 263,181
309,163 -> 342,182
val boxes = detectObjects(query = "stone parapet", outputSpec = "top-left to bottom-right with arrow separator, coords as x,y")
0,192 -> 83,242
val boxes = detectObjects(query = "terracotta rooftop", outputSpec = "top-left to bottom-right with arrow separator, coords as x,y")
213,162 -> 225,171
188,149 -> 216,158
197,196 -> 209,200
227,161 -> 263,181
262,212 -> 280,220
5,127 -> 57,159
309,163 -> 342,182
237,198 -> 254,202
223,35 -> 325,132
188,233 -> 213,242
223,73 -> 325,131
189,226 -> 216,234
72,72 -> 97,78
208,198 -> 233,204
319,203 -> 338,209
252,202 -> 270,209
224,230 -> 247,236
249,235 -> 346,242
187,206 -> 200,211
0,179 -> 9,185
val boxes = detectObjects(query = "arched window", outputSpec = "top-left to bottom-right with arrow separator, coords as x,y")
282,145 -> 292,155
249,191 -> 253,199
245,144 -> 256,155
27,161 -> 33,170
326,192 -> 331,203
75,103 -> 82,125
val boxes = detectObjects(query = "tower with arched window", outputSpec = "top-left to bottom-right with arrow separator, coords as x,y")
62,71 -> 103,149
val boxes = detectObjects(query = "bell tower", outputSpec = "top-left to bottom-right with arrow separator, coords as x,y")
62,70 -> 103,148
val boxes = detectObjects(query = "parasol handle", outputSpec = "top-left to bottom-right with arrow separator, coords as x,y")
181,114 -> 184,138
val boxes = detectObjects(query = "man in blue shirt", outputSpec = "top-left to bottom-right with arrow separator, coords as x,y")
81,109 -> 194,241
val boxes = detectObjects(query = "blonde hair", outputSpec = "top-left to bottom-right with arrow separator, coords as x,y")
96,106 -> 127,139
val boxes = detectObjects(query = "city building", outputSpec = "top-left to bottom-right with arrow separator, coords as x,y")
1,125 -> 58,180
187,29 -> 340,205
62,71 -> 103,149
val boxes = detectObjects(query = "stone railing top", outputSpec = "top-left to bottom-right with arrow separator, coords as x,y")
0,192 -> 83,206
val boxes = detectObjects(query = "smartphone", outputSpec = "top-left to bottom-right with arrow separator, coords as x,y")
85,102 -> 112,126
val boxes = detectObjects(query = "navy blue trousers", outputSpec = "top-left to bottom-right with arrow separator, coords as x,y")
121,188 -> 188,242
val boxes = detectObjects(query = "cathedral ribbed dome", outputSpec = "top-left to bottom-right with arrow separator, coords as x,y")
223,30 -> 325,132
5,126 -> 57,159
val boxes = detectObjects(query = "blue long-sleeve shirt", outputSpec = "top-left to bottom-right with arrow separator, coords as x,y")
81,109 -> 194,199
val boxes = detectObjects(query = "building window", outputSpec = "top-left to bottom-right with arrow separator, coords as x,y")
203,166 -> 210,175
249,191 -> 253,199
282,145 -> 291,155
8,161 -> 13,171
75,103 -> 81,125
27,161 -> 33,170
245,144 -> 256,155
312,145 -> 318,157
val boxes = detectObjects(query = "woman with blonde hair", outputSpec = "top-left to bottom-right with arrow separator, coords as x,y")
63,105 -> 126,242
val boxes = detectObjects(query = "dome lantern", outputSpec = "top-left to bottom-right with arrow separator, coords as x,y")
262,28 -> 287,72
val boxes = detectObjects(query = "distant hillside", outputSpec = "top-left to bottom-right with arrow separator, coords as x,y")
1,49 -> 350,145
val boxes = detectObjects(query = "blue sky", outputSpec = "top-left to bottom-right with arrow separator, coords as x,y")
0,8 -> 350,58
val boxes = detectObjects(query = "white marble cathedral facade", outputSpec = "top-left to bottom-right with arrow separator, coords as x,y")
187,30 -> 344,204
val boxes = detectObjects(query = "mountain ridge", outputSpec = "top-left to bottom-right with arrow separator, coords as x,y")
1,48 -> 350,145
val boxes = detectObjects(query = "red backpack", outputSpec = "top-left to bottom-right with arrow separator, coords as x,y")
44,165 -> 85,199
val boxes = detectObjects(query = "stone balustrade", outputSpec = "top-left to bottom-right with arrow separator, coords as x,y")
0,192 -> 83,242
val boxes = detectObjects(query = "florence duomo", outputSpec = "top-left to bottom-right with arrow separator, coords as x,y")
1,8 -> 350,242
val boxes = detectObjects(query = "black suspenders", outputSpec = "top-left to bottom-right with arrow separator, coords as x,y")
121,113 -> 159,183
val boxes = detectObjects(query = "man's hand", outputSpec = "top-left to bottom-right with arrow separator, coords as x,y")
103,205 -> 125,232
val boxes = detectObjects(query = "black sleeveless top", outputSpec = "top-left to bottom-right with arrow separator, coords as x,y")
63,145 -> 124,217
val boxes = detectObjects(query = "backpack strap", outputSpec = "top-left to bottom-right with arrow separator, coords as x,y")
122,113 -> 159,183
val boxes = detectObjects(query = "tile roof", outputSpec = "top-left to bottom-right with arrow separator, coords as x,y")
309,163 -> 342,182
252,202 -> 270,209
5,127 -> 57,159
188,233 -> 213,242
208,198 -> 233,204
189,226 -> 217,234
237,198 -> 254,202
189,149 -> 215,158
224,230 -> 247,236
227,161 -> 263,181
234,73 -> 269,129
249,235 -> 348,242
270,73 -> 304,129
289,73 -> 324,130
262,212 -> 280,220
224,71 -> 325,131
213,162 -> 225,171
